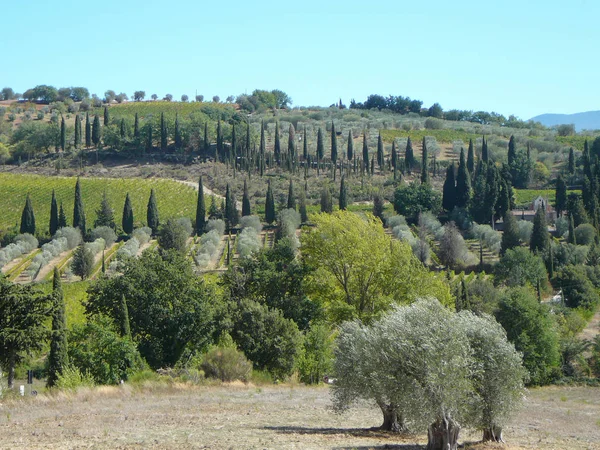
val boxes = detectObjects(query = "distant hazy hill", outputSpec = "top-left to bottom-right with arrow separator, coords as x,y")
530,111 -> 600,131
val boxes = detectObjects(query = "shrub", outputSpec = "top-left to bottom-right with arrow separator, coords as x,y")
237,227 -> 261,259
201,346 -> 252,382
158,218 -> 190,253
517,220 -> 533,244
574,224 -> 596,246
90,226 -> 117,248
239,215 -> 262,233
495,247 -> 548,289
424,117 -> 444,130
206,219 -> 225,235
53,227 -> 83,249
297,324 -> 335,384
195,229 -> 222,267
0,233 -> 38,269
131,227 -> 151,245
554,265 -> 600,310
55,366 -> 95,391
117,237 -> 140,259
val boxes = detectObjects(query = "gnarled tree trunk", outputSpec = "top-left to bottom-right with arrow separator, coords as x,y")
377,401 -> 408,433
482,425 -> 504,443
427,416 -> 460,450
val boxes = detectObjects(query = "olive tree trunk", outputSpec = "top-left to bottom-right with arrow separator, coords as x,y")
482,425 -> 504,443
427,416 -> 460,450
377,401 -> 407,433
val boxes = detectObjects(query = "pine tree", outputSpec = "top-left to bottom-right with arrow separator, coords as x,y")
92,115 -> 101,146
134,113 -> 140,138
274,121 -> 281,164
160,112 -> 167,151
73,178 -> 86,234
455,148 -> 471,208
362,132 -> 369,170
94,191 -> 115,229
49,189 -> 59,236
147,188 -> 159,234
299,187 -> 308,223
287,179 -> 296,210
242,178 -> 251,217
20,193 -> 36,235
317,128 -> 324,161
46,267 -> 68,387
467,139 -> 475,174
442,164 -> 456,212
85,112 -> 91,147
71,243 -> 94,280
174,113 -> 181,149
568,147 -> 575,174
103,106 -> 109,126
377,133 -> 384,169
555,174 -> 567,217
347,130 -> 353,161
568,214 -> 576,244
122,193 -> 134,235
331,121 -> 338,163
303,125 -> 308,160
74,114 -> 81,148
530,205 -> 550,254
120,118 -> 126,139
60,116 -> 66,151
339,176 -> 347,210
265,181 -> 275,224
507,135 -> 516,167
320,187 -> 333,213
421,137 -> 429,183
481,136 -> 489,162
58,202 -> 67,228
500,211 -> 520,255
120,295 -> 131,339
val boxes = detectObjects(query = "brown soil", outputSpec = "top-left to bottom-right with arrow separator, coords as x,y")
0,384 -> 598,449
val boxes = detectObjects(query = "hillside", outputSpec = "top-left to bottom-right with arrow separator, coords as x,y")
531,110 -> 600,131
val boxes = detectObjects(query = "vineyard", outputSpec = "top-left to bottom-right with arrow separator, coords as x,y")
0,173 -> 202,233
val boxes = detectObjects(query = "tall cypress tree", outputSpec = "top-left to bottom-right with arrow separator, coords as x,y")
320,187 -> 333,213
507,135 -> 516,167
174,113 -> 181,149
568,147 -> 575,174
49,189 -> 59,236
287,179 -> 296,210
217,119 -> 223,158
485,164 -> 500,224
442,164 -> 456,212
500,212 -> 520,255
265,181 -> 275,224
421,137 -> 429,183
391,140 -> 397,169
530,205 -> 550,253
299,187 -> 308,223
94,190 -> 115,229
122,193 -> 134,235
339,175 -> 348,210
317,128 -> 324,161
405,137 -> 414,174
555,175 -> 567,217
195,177 -> 207,234
20,193 -> 36,235
120,295 -> 131,339
58,201 -> 67,228
146,122 -> 153,151
362,132 -> 369,170
92,115 -> 101,146
242,178 -> 251,217
377,133 -> 384,169
568,214 -> 576,244
470,161 -> 488,224
231,122 -> 237,164
467,139 -> 475,174
481,136 -> 489,163
47,267 -> 68,388
72,178 -> 86,234
160,112 -> 167,151
120,118 -> 126,139
203,122 -> 209,155
134,113 -> 140,138
259,120 -> 266,161
147,188 -> 159,234
60,116 -> 66,151
347,130 -> 353,161
330,121 -> 338,163
274,121 -> 281,164
303,125 -> 308,160
85,112 -> 91,148
288,124 -> 296,163
74,114 -> 81,148
103,106 -> 109,126
225,183 -> 233,229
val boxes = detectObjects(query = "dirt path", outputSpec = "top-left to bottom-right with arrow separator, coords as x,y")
0,249 -> 38,275
33,249 -> 73,282
580,307 -> 600,342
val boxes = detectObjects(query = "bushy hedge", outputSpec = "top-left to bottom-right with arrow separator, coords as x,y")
0,233 -> 38,268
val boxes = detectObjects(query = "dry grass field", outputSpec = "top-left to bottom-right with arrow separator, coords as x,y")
1,383 -> 599,449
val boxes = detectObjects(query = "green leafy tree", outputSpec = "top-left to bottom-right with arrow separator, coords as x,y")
71,243 -> 95,280
303,125 -> 308,160
174,113 -> 181,149
530,206 -> 550,254
119,118 -> 126,139
568,147 -> 575,174
568,214 -> 576,244
482,136 -> 489,162
73,178 -> 86,234
47,268 -> 69,387
59,116 -> 66,151
122,193 -> 134,235
196,177 -> 207,234
377,133 -> 384,169
158,218 -> 190,254
20,193 -> 36,235
0,279 -> 50,388
320,187 -> 333,213
287,123 -> 295,162
393,182 -> 442,220
405,137 -> 414,174
49,189 -> 59,236
363,132 -> 369,169
146,188 -> 159,234
507,135 -> 516,168
265,181 -> 276,224
160,112 -> 167,151
274,121 -> 281,163
554,265 -> 600,310
495,247 -> 547,289
299,188 -> 308,223
119,294 -> 131,338
134,113 -> 140,138
74,114 -> 81,148
500,212 -> 520,255
94,190 -> 115,230
224,183 -> 239,229
442,164 -> 456,212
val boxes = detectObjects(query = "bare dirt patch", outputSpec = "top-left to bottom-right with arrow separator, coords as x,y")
1,384 -> 599,449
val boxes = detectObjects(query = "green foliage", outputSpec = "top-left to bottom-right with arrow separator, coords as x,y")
49,190 -> 59,236
201,346 -> 252,382
338,176 -> 347,210
55,365 -> 95,391
19,194 -> 35,235
442,164 -> 456,212
265,181 -> 275,224
530,206 -> 550,254
242,178 -> 251,217
393,182 -> 442,220
297,324 -> 335,384
574,223 -> 596,246
94,191 -> 115,230
122,193 -> 134,235
73,178 -> 86,234
500,212 -> 520,255
146,188 -> 159,234
554,265 -> 600,310
71,243 -> 95,280
158,217 -> 190,254
47,268 -> 69,388
495,247 -> 547,289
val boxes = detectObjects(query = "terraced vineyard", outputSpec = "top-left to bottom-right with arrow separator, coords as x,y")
0,173 -> 202,232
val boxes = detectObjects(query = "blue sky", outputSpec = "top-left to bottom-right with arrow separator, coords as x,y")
1,0 -> 597,119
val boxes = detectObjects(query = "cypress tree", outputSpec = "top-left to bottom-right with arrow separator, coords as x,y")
500,210 -> 520,255
146,123 -> 153,151
347,130 -> 353,161
120,118 -> 126,139
195,177 -> 207,234
274,121 -> 281,164
568,147 -> 575,174
317,128 -> 324,161
49,190 -> 59,236
507,135 -> 516,167
568,214 -> 576,244
203,122 -> 209,155
85,112 -> 91,148
160,112 -> 167,151
320,187 -> 333,213
485,164 -> 500,224
530,205 -> 550,254
442,164 -> 456,212
94,190 -> 115,229
265,181 -> 275,224
421,137 -> 429,183
101,249 -> 105,274
217,119 -> 223,158
455,148 -> 471,208
245,121 -> 251,159
496,179 -> 511,221
331,121 -> 338,163
242,178 -> 251,217
174,113 -> 181,149
120,295 -> 131,339
481,136 -> 489,163
377,133 -> 384,169
303,125 -> 308,160
103,106 -> 109,126
134,113 -> 140,138
122,193 -> 134,235
362,132 -> 369,170
467,139 -> 475,174
555,175 -> 567,217
299,187 -> 308,223
391,140 -> 397,169
92,115 -> 101,146
58,201 -> 67,228
405,137 -> 415,174
259,120 -> 266,158
47,267 -> 68,388
373,193 -> 384,222
470,162 -> 488,224
147,188 -> 159,234
72,178 -> 86,234
288,124 -> 296,163
74,114 -> 81,148
20,193 -> 36,235
231,123 -> 237,164
339,176 -> 347,210
225,184 -> 239,228
287,179 -> 296,210
60,116 -> 66,151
